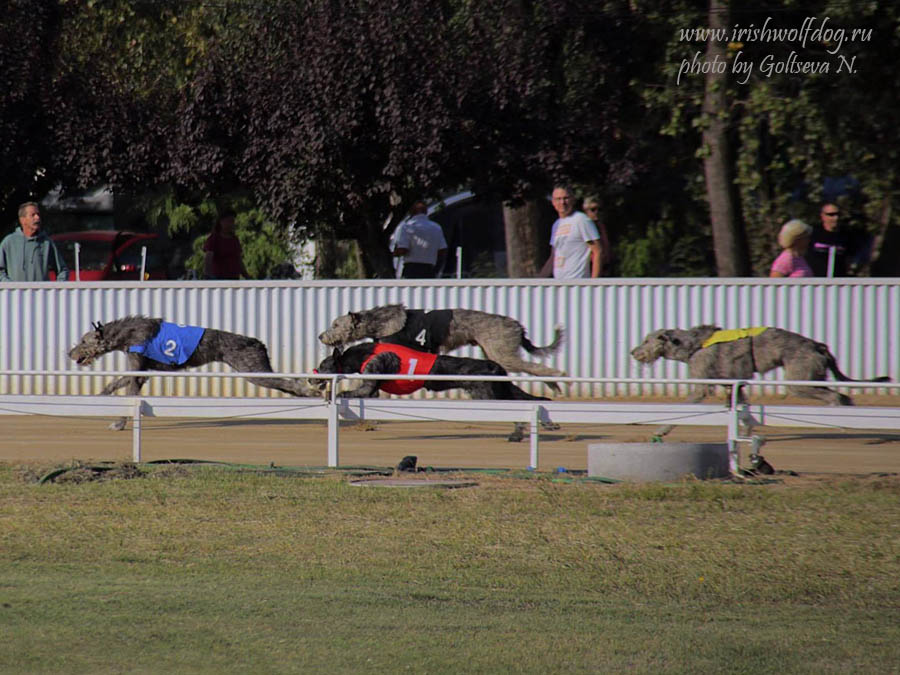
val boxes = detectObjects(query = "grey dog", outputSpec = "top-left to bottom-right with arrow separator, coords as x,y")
631,325 -> 891,435
318,304 -> 566,392
69,316 -> 315,430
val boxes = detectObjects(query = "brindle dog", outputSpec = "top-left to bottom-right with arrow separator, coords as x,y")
631,324 -> 891,436
312,343 -> 550,441
318,304 -> 565,393
69,316 -> 315,430
312,343 -> 550,402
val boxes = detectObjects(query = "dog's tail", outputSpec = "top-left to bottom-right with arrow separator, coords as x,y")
522,325 -> 565,358
817,343 -> 892,383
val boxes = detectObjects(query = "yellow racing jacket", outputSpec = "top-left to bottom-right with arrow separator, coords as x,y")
701,326 -> 769,350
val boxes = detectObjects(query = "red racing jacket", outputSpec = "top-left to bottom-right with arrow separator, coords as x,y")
361,343 -> 438,395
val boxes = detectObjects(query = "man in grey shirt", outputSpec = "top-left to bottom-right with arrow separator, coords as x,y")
0,202 -> 69,281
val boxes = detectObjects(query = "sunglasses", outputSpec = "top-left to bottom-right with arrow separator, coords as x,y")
823,211 -> 840,217
585,207 -> 599,212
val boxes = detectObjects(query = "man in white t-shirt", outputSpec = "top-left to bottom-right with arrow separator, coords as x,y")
540,186 -> 602,279
392,201 -> 448,278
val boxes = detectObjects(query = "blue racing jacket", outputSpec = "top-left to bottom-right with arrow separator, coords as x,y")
128,322 -> 206,365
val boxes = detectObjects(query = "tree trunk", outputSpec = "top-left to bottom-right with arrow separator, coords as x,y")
702,0 -> 749,277
349,213 -> 395,279
868,193 -> 896,276
314,229 -> 338,279
503,199 -> 545,277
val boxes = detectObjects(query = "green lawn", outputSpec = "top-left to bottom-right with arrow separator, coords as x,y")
1,464 -> 898,673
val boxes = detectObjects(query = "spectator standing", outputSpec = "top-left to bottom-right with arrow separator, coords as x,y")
204,210 -> 249,280
540,186 -> 602,279
582,195 -> 613,276
392,201 -> 447,279
0,202 -> 68,281
770,219 -> 814,278
807,203 -> 855,277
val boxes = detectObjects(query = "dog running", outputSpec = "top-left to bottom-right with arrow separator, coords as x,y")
69,315 -> 315,430
312,342 -> 550,401
318,304 -> 566,393
312,342 -> 550,441
631,324 -> 891,436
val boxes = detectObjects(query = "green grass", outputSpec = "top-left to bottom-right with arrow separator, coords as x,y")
1,464 -> 898,673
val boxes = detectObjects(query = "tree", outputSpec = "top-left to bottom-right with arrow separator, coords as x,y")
700,0 -> 748,276
503,201 -> 546,277
30,0 -> 900,279
161,0 -> 470,277
458,1 -> 643,275
30,1 -> 641,278
633,1 -> 900,277
47,0 -> 229,194
165,0 -> 643,277
0,1 -> 68,219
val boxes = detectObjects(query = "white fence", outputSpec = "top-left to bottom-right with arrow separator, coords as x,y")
1,369 -> 899,474
0,277 -> 898,398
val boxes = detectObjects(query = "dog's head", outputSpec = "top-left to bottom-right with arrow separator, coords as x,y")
631,328 -> 704,365
318,313 -> 362,346
318,305 -> 407,346
69,321 -> 111,366
309,348 -> 346,392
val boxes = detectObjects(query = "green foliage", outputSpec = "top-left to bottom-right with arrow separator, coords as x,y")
133,186 -> 295,279
631,1 -> 900,276
466,251 -> 503,279
0,1 -> 68,210
333,241 -> 364,280
6,1 -> 900,277
619,221 -> 675,277
58,0 -> 230,95
182,209 -> 294,280
617,215 -> 712,277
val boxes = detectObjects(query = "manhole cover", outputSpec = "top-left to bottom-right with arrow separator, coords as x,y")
349,477 -> 478,489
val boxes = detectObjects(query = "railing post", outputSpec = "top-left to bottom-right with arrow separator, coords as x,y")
327,376 -> 339,467
132,399 -> 143,463
727,381 -> 742,475
529,405 -> 540,470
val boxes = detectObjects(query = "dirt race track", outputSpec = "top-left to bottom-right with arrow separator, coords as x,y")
3,394 -> 899,476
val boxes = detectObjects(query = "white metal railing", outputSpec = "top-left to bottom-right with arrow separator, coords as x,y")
1,370 -> 898,474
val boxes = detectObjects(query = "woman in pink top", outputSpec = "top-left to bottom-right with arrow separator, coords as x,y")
770,219 -> 814,278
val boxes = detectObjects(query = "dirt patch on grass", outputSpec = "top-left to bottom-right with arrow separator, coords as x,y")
20,460 -> 143,484
15,460 -> 181,484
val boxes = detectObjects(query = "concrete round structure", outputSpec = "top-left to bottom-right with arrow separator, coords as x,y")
587,442 -> 729,482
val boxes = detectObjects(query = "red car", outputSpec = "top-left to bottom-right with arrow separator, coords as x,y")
50,231 -> 170,281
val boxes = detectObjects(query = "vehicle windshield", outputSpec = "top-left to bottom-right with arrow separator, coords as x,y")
55,240 -> 110,271
117,240 -> 165,272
